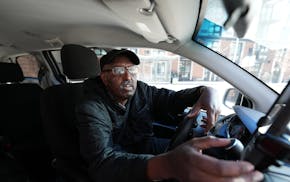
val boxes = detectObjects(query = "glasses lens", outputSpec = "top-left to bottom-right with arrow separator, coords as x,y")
127,66 -> 138,74
112,67 -> 125,75
110,66 -> 138,75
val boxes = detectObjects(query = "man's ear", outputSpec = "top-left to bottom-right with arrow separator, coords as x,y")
100,72 -> 108,86
100,72 -> 105,82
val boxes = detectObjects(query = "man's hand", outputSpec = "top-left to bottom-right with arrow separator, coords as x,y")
187,86 -> 221,132
147,137 -> 263,182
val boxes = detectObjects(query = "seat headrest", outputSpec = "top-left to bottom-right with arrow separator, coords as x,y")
0,62 -> 24,83
61,44 -> 100,80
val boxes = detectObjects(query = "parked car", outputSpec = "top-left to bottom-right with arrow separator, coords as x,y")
0,0 -> 289,181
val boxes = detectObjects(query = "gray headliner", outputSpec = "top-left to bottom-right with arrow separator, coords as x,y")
0,0 -> 199,57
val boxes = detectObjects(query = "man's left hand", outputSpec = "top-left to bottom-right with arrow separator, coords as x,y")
187,86 -> 221,132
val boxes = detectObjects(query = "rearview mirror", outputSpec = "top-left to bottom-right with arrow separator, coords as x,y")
222,0 -> 258,38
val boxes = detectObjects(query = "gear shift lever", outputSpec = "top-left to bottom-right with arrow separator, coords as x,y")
204,138 -> 244,160
224,138 -> 244,160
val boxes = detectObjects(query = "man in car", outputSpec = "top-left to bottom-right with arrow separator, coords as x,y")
76,49 -> 263,182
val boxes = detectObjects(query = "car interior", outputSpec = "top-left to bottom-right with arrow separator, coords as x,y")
0,0 -> 289,182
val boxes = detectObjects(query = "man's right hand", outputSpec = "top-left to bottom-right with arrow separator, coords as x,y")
147,136 -> 263,182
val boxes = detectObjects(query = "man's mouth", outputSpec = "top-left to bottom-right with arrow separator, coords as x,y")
120,83 -> 133,91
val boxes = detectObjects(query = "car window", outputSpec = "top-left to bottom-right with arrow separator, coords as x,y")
194,0 -> 290,93
51,50 -> 63,72
16,55 -> 40,83
127,48 -> 235,116
2,54 -> 52,88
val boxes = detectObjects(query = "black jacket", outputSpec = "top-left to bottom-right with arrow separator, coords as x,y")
76,76 -> 203,182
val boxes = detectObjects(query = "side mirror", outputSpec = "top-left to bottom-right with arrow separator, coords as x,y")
224,88 -> 253,109
224,88 -> 240,108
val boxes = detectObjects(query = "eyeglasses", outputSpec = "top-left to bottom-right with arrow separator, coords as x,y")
102,65 -> 138,76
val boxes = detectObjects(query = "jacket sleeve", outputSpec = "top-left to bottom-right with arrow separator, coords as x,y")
75,99 -> 153,182
148,84 -> 204,122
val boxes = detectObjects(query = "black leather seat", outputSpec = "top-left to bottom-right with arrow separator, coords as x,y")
41,44 -> 100,182
0,62 -> 55,181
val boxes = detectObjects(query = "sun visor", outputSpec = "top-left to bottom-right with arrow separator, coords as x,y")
103,0 -> 168,43
234,106 -> 265,134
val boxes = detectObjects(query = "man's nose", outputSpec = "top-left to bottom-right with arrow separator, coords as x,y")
122,69 -> 132,80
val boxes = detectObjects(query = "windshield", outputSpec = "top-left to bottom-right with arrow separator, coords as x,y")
194,0 -> 290,93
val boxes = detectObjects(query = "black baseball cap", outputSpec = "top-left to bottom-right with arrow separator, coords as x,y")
100,49 -> 140,70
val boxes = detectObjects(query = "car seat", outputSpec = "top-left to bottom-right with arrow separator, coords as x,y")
0,62 -> 55,182
41,44 -> 100,182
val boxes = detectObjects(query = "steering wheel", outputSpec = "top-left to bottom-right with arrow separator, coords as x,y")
165,112 -> 244,160
165,114 -> 201,152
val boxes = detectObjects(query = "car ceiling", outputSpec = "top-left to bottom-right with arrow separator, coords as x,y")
0,0 -> 201,58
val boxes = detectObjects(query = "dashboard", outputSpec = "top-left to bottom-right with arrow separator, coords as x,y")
210,113 -> 252,146
209,106 -> 290,182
